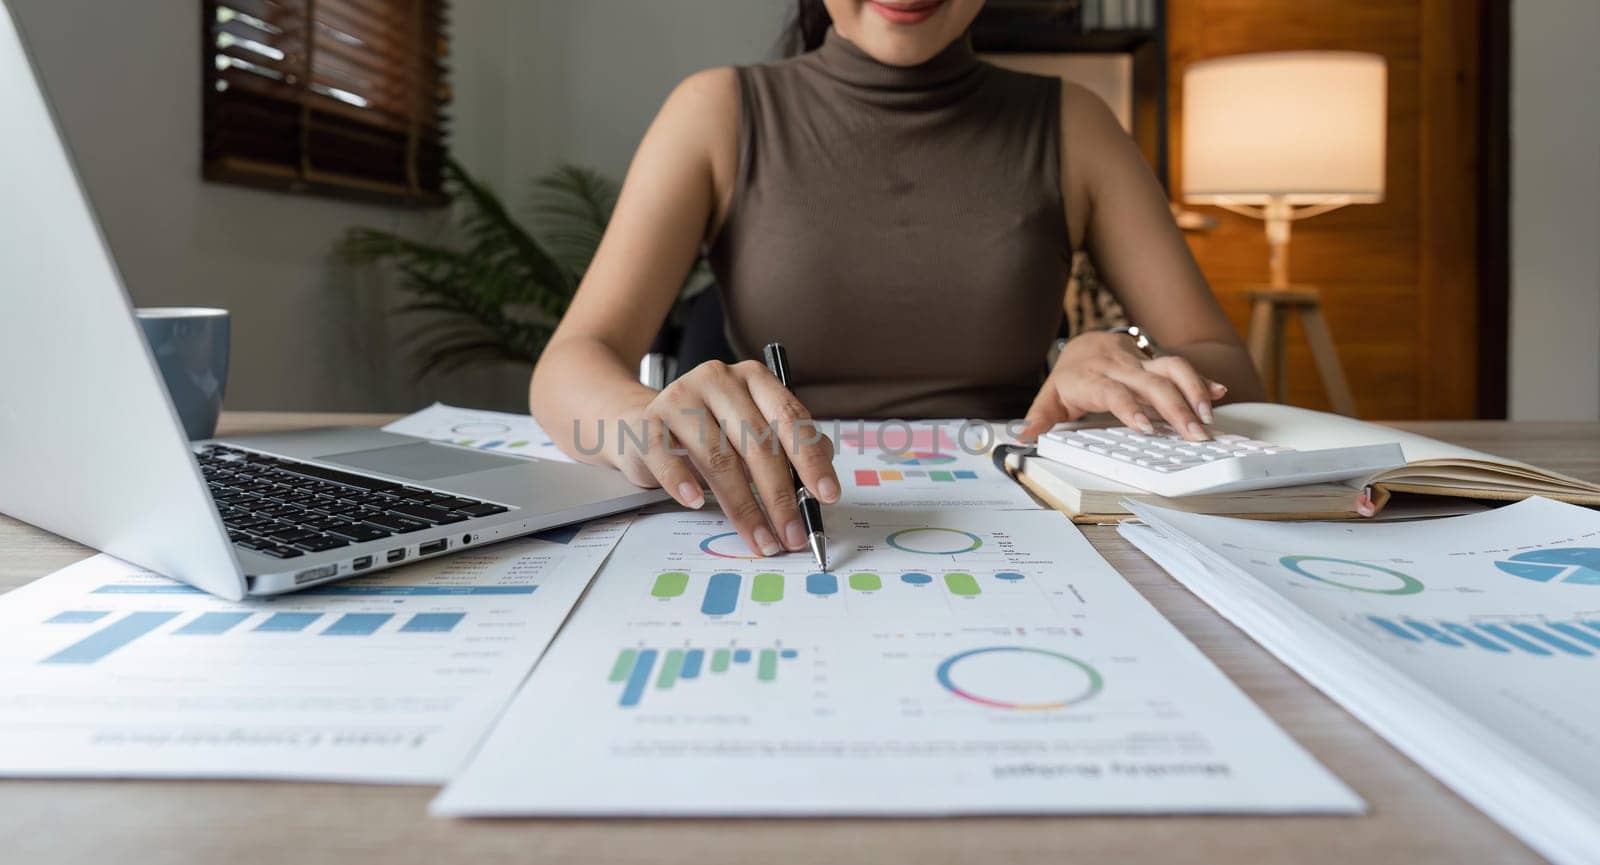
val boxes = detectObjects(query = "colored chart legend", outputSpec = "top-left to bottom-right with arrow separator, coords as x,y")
607,644 -> 800,708
853,468 -> 981,486
1367,615 -> 1600,658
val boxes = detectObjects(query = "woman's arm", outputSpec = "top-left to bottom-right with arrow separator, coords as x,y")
1022,83 -> 1265,441
529,68 -> 839,559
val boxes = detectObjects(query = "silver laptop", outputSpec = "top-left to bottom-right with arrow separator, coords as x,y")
0,3 -> 663,600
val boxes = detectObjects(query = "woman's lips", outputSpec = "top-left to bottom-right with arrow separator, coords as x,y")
866,0 -> 946,26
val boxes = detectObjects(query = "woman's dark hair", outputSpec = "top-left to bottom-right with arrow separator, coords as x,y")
782,0 -> 832,56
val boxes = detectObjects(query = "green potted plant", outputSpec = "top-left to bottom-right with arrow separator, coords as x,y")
342,159 -> 710,376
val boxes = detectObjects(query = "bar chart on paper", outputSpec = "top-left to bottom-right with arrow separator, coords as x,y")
39,607 -> 479,664
607,644 -> 801,708
632,513 -> 1069,623
1362,613 -> 1600,658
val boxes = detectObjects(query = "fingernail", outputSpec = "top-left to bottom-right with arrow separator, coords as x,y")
753,526 -> 781,557
784,520 -> 807,550
1198,401 -> 1214,424
1209,381 -> 1228,396
816,477 -> 840,503
678,482 -> 704,509
1133,413 -> 1155,435
1187,422 -> 1210,441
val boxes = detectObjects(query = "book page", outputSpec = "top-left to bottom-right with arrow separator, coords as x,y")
433,507 -> 1360,816
1212,402 -> 1511,464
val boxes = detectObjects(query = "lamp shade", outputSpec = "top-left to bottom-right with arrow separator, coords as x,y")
1181,51 -> 1387,205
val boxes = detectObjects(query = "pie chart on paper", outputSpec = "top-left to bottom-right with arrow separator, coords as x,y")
1494,548 -> 1600,586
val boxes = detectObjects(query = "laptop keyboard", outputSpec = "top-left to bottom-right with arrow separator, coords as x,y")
197,445 -> 510,560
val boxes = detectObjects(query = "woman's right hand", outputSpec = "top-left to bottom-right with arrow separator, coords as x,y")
611,359 -> 840,559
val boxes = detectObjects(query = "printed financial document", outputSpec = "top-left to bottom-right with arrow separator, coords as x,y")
824,419 -> 1040,510
0,518 -> 627,783
434,507 -> 1359,816
384,402 -> 572,462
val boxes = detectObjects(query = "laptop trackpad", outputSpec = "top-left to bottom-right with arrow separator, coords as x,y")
322,443 -> 525,481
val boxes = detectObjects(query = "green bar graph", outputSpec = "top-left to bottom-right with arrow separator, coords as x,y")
944,572 -> 981,596
758,648 -> 778,681
930,471 -> 954,482
751,572 -> 784,603
651,572 -> 689,598
657,648 -> 684,689
609,648 -> 638,682
711,648 -> 731,672
849,572 -> 882,591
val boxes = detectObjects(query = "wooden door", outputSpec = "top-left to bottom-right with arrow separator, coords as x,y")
1167,0 -> 1493,419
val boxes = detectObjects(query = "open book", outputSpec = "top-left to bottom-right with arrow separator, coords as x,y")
1013,402 -> 1600,523
1120,499 -> 1600,865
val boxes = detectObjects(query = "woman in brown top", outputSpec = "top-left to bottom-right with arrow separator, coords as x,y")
530,0 -> 1265,559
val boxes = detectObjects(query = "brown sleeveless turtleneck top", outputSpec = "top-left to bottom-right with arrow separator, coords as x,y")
706,28 -> 1071,420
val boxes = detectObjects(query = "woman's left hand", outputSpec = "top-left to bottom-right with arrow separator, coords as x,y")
1018,331 -> 1229,443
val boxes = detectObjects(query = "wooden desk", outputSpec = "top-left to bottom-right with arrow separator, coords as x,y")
2,413 -> 1594,865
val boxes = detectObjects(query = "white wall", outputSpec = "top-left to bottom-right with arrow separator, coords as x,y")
1510,0 -> 1600,420
463,0 -> 789,190
8,0 -> 542,412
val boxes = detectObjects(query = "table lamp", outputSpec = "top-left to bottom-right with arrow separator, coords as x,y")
1180,51 -> 1387,414
1182,50 -> 1387,286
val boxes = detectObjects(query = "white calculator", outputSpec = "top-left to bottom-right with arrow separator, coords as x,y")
1036,421 -> 1405,497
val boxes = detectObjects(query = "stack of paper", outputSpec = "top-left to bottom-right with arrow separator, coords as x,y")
432,506 -> 1360,816
1120,498 -> 1600,865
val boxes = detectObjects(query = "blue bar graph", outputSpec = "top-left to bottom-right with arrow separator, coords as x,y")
900,572 -> 933,586
780,648 -> 798,659
1510,623 -> 1591,656
1476,623 -> 1553,655
400,613 -> 466,633
46,610 -> 109,624
806,573 -> 838,596
1373,614 -> 1600,659
620,649 -> 658,707
323,613 -> 393,636
733,648 -> 752,663
175,612 -> 253,635
1404,619 -> 1463,646
1548,622 -> 1600,649
701,572 -> 740,616
1368,616 -> 1421,641
256,612 -> 321,633
1440,622 -> 1509,652
954,470 -> 978,479
681,648 -> 705,679
43,612 -> 179,664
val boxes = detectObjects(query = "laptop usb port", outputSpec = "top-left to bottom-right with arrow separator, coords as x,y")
386,548 -> 406,564
352,555 -> 373,572
419,539 -> 448,556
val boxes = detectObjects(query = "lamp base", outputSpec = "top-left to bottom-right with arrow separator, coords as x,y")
1244,284 -> 1358,416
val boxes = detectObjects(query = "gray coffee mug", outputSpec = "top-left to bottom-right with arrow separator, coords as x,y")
136,307 -> 230,440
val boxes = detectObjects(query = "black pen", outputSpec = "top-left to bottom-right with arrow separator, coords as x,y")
762,342 -> 828,571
